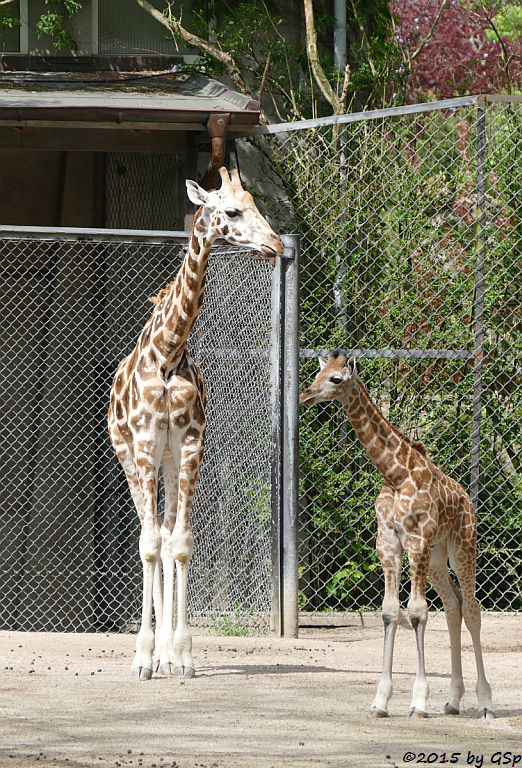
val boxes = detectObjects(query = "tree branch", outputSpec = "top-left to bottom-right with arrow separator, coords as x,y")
303,0 -> 344,114
348,0 -> 377,77
340,64 -> 351,110
410,0 -> 450,62
258,51 -> 271,104
463,5 -> 514,94
133,0 -> 252,98
261,0 -> 300,114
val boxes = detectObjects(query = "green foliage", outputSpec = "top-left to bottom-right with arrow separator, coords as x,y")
186,0 -> 401,116
211,605 -> 255,636
0,11 -> 21,32
1,0 -> 81,50
262,103 -> 521,612
36,11 -> 77,50
484,4 -> 522,42
326,560 -> 379,601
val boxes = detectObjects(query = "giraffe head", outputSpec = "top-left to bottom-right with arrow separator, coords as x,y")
300,351 -> 358,405
186,167 -> 284,258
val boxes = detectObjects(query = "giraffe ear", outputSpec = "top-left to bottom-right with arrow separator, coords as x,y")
342,356 -> 357,381
186,180 -> 210,206
318,356 -> 328,371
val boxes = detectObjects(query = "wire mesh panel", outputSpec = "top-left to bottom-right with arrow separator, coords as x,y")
255,96 -> 520,614
105,153 -> 186,231
0,231 -> 274,631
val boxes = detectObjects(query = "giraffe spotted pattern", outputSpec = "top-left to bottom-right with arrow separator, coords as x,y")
301,351 -> 495,719
108,168 -> 283,681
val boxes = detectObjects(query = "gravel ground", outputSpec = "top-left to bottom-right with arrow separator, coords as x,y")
1,614 -> 520,768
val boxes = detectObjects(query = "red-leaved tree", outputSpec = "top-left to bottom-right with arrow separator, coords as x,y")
391,0 -> 521,100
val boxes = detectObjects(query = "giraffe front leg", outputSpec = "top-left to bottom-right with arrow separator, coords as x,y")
371,521 -> 402,718
406,544 -> 431,717
132,446 -> 162,681
152,562 -> 164,673
133,524 -> 161,680
171,433 -> 203,678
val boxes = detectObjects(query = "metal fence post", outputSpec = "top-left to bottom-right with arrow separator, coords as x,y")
280,234 -> 300,637
270,252 -> 283,635
470,99 -> 487,513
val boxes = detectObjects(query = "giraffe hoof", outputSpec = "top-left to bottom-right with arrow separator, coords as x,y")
131,666 -> 153,681
443,703 -> 460,716
369,706 -> 388,718
175,666 -> 195,679
409,708 -> 428,719
159,662 -> 177,677
479,708 -> 496,720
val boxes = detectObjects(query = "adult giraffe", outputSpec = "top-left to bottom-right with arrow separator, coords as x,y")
300,352 -> 494,719
109,168 -> 283,680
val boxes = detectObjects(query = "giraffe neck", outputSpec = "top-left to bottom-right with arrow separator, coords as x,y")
146,210 -> 212,367
340,379 -> 412,486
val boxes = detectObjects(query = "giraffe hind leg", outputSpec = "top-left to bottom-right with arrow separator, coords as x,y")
448,521 -> 495,719
428,541 -> 465,715
157,452 -> 180,676
406,542 -> 431,717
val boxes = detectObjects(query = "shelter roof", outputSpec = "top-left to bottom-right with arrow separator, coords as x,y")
0,71 -> 260,132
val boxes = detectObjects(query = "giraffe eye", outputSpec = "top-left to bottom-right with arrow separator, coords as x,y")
225,208 -> 241,218
330,375 -> 342,384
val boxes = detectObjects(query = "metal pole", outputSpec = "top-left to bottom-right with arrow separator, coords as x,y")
333,0 -> 347,72
270,253 -> 283,635
470,99 -> 487,512
280,234 -> 300,638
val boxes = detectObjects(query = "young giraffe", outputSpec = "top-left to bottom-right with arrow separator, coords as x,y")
300,352 -> 494,719
108,167 -> 283,680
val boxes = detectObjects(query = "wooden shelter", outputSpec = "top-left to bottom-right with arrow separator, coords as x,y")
0,70 -> 261,229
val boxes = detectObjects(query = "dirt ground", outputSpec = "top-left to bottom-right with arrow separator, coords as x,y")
1,614 -> 520,768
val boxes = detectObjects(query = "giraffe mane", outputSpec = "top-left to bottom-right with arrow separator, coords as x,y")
382,415 -> 428,457
148,280 -> 175,306
148,206 -> 207,307
358,380 -> 429,459
410,440 -> 428,456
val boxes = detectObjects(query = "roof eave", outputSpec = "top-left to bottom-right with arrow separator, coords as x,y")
0,105 -> 260,129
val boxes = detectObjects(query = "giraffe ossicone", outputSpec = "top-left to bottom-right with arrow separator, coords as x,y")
301,351 -> 495,719
108,168 -> 283,681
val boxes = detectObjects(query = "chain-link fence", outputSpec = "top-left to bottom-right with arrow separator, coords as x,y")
105,153 -> 186,231
1,95 -> 519,635
0,230 -> 274,631
254,94 -> 521,615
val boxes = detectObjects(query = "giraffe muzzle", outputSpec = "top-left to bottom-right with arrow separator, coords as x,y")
260,239 -> 284,259
299,388 -> 318,404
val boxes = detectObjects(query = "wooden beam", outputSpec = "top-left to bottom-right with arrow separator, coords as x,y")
0,126 -> 187,152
